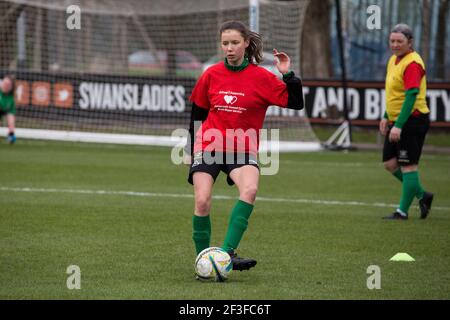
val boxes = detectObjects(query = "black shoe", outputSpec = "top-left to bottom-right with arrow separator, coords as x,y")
383,211 -> 408,220
419,192 -> 434,219
227,250 -> 257,271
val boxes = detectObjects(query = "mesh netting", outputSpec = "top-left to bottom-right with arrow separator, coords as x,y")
0,0 -> 319,145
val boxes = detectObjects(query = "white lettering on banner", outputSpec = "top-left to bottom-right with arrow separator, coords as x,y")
167,85 -> 175,112
92,83 -> 103,108
112,84 -> 124,109
79,82 -> 89,109
139,85 -> 150,110
76,81 -> 450,121
132,85 -> 140,110
124,84 -> 133,110
151,85 -> 161,110
102,84 -> 112,109
381,89 -> 386,117
440,90 -> 450,121
311,87 -> 361,119
312,87 -> 327,117
348,88 -> 360,119
174,86 -> 185,112
78,82 -> 185,112
365,89 -> 380,120
302,86 -> 310,98
427,90 -> 440,122
327,87 -> 343,111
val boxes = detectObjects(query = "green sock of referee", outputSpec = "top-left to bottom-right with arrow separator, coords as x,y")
222,200 -> 254,252
392,168 -> 425,199
398,171 -> 424,215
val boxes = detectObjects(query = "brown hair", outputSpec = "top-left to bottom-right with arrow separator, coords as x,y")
2,74 -> 15,95
219,20 -> 263,64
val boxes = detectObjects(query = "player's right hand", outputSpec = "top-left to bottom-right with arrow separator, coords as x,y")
379,119 -> 388,136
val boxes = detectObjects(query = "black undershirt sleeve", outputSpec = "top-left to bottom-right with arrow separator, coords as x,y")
283,72 -> 304,110
185,102 -> 209,156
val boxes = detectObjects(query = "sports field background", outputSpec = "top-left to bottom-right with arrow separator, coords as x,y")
1,139 -> 449,299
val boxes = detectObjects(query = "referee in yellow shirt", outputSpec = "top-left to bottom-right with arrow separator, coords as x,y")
380,24 -> 433,220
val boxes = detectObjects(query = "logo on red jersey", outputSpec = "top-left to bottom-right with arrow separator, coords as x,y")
224,95 -> 238,105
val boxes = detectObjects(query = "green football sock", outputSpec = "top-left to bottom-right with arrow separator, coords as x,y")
222,200 -> 254,252
392,168 -> 403,182
415,171 -> 425,200
192,215 -> 211,255
392,168 -> 425,199
399,171 -> 421,215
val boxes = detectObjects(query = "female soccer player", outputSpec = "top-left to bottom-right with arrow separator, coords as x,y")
186,20 -> 304,272
0,75 -> 16,144
380,24 -> 433,220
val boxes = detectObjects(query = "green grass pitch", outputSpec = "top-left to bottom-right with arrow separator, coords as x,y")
1,140 -> 449,299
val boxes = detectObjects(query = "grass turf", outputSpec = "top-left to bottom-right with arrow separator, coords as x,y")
0,140 -> 449,299
312,125 -> 450,148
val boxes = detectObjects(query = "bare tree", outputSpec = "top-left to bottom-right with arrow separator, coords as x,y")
420,0 -> 431,65
436,0 -> 449,79
301,0 -> 332,78
0,2 -> 24,69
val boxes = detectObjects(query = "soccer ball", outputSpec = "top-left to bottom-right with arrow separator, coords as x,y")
195,247 -> 232,282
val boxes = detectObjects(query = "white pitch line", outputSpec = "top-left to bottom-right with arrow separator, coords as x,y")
1,186 -> 449,212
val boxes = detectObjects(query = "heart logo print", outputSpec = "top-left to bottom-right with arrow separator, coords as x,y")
224,95 -> 238,104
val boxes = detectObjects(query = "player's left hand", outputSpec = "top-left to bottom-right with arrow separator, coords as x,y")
389,127 -> 401,143
273,48 -> 290,75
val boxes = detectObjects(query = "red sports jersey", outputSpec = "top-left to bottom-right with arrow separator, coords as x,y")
190,62 -> 288,155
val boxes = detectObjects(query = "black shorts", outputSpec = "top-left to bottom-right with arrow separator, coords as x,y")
382,113 -> 430,166
188,151 -> 259,186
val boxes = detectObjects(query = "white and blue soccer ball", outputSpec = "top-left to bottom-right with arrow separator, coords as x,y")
195,247 -> 232,282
